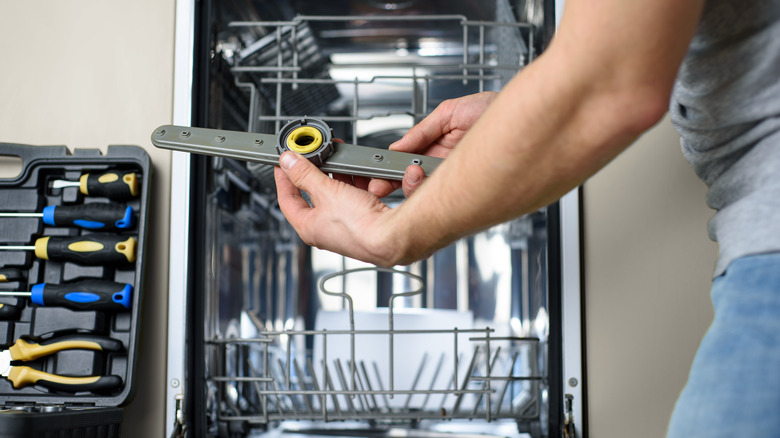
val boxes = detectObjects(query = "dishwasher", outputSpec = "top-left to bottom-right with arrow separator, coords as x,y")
164,0 -> 584,437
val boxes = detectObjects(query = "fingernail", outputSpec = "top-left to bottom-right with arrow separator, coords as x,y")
280,152 -> 298,170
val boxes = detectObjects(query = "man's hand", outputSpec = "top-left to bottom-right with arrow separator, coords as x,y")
274,151 -> 407,266
368,91 -> 499,198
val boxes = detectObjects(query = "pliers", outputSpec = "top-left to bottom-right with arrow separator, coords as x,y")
0,334 -> 123,392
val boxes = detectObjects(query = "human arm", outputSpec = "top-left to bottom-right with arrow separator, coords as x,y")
275,0 -> 705,266
367,91 -> 499,198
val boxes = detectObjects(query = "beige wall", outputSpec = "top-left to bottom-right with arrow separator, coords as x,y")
582,116 -> 717,437
0,2 -> 174,435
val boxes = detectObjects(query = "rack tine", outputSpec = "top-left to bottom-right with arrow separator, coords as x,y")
359,360 -> 380,412
253,354 -> 284,416
262,340 -> 270,422
495,351 -> 520,417
286,334 -> 293,390
349,360 -> 374,414
453,327 -> 459,396
251,362 -> 286,417
306,357 -> 327,421
485,330 -> 492,420
403,352 -> 429,411
334,358 -> 358,415
322,361 -> 343,417
385,268 -> 425,395
440,352 -> 463,409
452,346 -> 481,413
268,379 -> 287,417
277,358 -> 299,413
248,365 -> 269,420
293,358 -> 314,415
372,361 -> 392,410
420,352 -> 446,412
471,346 -> 502,417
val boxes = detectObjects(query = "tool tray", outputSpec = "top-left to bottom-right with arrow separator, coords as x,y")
0,143 -> 150,435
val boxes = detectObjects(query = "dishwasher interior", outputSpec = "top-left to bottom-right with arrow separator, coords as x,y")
178,0 -> 569,436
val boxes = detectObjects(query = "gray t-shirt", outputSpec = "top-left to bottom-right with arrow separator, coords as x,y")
670,0 -> 780,277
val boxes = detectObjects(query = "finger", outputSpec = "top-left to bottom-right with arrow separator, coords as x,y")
274,166 -> 315,232
368,178 -> 401,198
278,151 -> 333,207
401,165 -> 426,198
332,173 -> 355,186
388,101 -> 451,153
353,176 -> 371,191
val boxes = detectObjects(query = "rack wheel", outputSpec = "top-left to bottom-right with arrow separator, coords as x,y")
276,117 -> 335,166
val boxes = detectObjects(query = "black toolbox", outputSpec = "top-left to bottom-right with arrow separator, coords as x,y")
0,144 -> 150,437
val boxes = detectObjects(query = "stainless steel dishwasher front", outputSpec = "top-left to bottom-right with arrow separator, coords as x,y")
165,1 -> 583,437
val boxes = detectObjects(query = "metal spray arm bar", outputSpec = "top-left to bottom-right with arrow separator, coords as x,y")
151,124 -> 441,181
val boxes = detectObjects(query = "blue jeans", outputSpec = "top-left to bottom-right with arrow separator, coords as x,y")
667,252 -> 780,437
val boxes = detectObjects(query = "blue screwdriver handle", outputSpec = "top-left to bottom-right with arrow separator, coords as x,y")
30,280 -> 132,311
41,204 -> 134,230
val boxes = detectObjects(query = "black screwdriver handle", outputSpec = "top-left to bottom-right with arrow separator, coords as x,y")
0,302 -> 22,320
31,280 -> 133,311
42,204 -> 134,230
80,171 -> 139,199
0,268 -> 24,282
34,235 -> 136,265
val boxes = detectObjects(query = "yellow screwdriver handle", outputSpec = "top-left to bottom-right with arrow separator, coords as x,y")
79,171 -> 139,199
34,235 -> 137,265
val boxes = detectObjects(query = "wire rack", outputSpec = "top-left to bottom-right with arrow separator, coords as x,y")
224,13 -> 535,141
207,269 -> 543,429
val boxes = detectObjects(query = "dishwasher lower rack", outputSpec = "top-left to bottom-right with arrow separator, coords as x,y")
205,270 -> 545,435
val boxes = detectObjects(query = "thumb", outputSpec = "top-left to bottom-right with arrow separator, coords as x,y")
279,152 -> 331,197
402,165 -> 426,197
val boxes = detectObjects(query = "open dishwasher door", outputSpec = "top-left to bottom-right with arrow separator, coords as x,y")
166,0 -> 583,437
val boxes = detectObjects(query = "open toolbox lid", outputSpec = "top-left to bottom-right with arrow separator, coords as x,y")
0,143 -> 150,408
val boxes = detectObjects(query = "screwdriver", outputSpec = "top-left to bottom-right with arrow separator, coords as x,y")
52,171 -> 139,200
0,268 -> 24,283
0,235 -> 136,265
0,269 -> 25,320
0,280 -> 132,311
0,303 -> 21,320
0,204 -> 134,231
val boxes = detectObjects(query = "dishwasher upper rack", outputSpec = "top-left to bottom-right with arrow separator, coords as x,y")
223,14 -> 535,141
205,268 -> 544,431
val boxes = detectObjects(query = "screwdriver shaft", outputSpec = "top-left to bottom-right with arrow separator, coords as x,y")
52,180 -> 81,189
0,292 -> 31,298
0,213 -> 43,218
0,246 -> 35,251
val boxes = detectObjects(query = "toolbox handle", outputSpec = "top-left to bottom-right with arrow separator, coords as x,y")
0,143 -> 71,182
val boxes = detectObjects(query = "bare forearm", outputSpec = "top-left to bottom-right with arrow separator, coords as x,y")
386,0 -> 704,264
